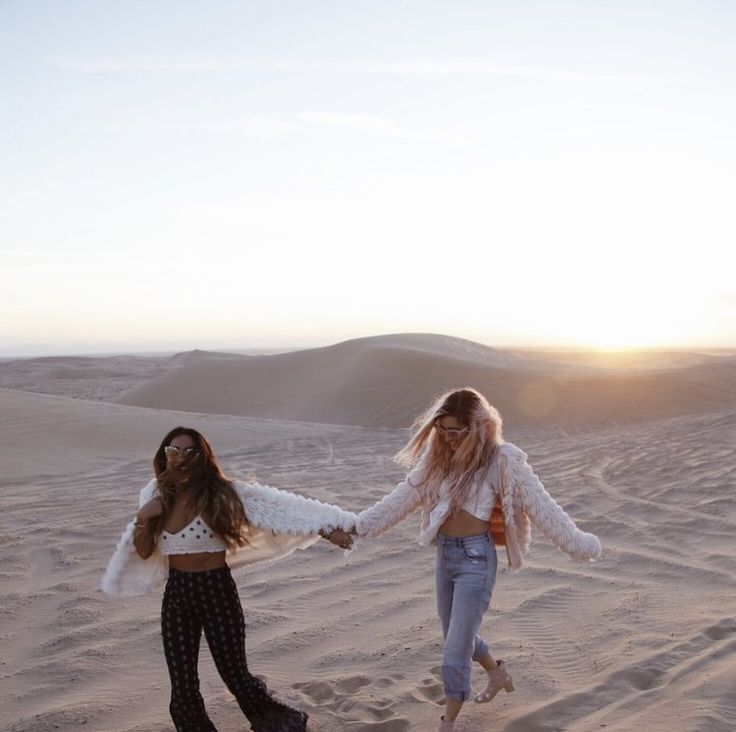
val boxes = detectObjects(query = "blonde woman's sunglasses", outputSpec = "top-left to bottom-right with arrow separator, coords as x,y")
435,422 -> 470,438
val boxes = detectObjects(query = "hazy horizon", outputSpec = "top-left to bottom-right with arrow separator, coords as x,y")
2,331 -> 736,361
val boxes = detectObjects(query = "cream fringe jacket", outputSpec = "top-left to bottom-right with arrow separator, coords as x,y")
356,442 -> 602,569
102,479 -> 358,597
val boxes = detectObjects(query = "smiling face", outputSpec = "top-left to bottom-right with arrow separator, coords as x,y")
435,415 -> 469,451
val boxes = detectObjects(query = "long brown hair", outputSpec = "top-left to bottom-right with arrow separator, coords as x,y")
396,388 -> 504,516
142,427 -> 249,551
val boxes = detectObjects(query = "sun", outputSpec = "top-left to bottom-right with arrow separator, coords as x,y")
537,287 -> 705,351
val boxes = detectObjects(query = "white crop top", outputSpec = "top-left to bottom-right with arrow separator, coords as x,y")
459,481 -> 497,521
159,516 -> 228,555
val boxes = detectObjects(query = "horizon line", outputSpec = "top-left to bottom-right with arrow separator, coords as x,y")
2,334 -> 735,360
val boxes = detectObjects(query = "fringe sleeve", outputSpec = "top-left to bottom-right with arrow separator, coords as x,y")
510,450 -> 602,561
236,482 -> 358,535
355,460 -> 425,538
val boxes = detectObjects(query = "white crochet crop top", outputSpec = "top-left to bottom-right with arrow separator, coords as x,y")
459,482 -> 497,521
159,516 -> 228,555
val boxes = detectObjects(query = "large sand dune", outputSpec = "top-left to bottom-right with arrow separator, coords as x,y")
113,335 -> 736,428
1,336 -> 735,731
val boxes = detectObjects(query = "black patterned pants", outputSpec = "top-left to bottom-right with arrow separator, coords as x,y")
161,566 -> 308,732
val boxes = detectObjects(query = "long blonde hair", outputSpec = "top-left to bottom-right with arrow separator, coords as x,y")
396,388 -> 504,516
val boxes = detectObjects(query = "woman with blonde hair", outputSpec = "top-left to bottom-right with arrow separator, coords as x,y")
102,426 -> 357,732
356,388 -> 602,731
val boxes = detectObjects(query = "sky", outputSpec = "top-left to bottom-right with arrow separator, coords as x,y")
2,0 -> 735,356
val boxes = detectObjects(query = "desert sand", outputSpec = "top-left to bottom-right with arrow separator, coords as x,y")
1,333 -> 735,731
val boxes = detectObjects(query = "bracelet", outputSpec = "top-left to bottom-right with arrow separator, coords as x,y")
133,520 -> 147,528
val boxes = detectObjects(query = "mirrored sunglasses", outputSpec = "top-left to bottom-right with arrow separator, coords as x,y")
164,445 -> 200,457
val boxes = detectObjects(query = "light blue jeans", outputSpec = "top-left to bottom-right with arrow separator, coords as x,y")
435,531 -> 497,701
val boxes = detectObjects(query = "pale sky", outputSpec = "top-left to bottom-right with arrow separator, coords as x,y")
2,1 -> 735,356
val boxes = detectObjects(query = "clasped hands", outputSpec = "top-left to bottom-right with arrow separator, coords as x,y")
319,526 -> 357,550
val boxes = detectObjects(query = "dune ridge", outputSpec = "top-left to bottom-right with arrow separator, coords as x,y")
113,334 -> 736,428
4,334 -> 735,429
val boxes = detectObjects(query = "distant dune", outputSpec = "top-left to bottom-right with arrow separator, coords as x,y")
2,334 -> 734,428
114,334 -> 736,428
0,354 -> 172,401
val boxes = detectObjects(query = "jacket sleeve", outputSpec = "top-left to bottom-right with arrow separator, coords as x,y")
509,450 -> 602,561
100,479 -> 168,596
355,459 -> 425,538
236,481 -> 358,536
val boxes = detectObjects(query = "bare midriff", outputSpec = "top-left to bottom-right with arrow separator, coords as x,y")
168,551 -> 227,572
439,508 -> 490,538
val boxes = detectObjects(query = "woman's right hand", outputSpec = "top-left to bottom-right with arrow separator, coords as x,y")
136,496 -> 164,524
133,498 -> 161,559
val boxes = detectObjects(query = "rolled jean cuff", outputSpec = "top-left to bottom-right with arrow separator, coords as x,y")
444,689 -> 471,702
442,665 -> 472,701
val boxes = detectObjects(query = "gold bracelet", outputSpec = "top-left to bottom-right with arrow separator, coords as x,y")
133,520 -> 147,528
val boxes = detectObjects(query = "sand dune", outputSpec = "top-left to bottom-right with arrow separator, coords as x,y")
508,348 -> 734,371
113,334 -> 736,428
0,389 -> 345,480
2,337 -> 735,730
5,335 -> 735,429
0,354 -> 174,402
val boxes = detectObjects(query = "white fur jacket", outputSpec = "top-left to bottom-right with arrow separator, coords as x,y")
356,442 -> 602,570
101,479 -> 358,597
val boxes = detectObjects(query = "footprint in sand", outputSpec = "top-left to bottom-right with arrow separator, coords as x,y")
409,676 -> 444,703
293,679 -> 337,703
293,675 -> 411,730
333,674 -> 372,693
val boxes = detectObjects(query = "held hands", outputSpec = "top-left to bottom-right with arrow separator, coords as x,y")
319,526 -> 356,550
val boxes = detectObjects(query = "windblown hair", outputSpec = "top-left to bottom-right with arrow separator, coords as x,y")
395,388 -> 504,516
142,427 -> 249,551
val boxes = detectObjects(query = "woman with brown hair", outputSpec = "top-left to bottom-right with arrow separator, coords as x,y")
355,388 -> 602,731
102,426 -> 357,732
